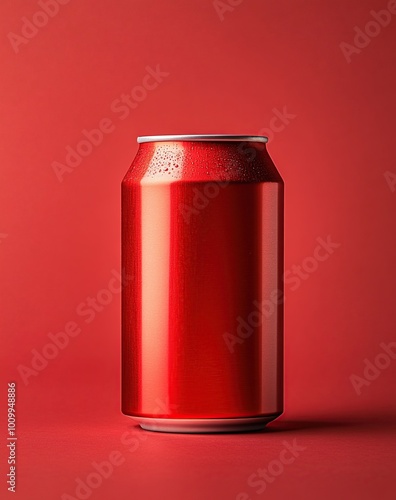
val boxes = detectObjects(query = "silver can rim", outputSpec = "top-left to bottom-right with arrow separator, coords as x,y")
137,134 -> 268,144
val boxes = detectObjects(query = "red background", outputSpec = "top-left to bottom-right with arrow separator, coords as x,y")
1,0 -> 395,499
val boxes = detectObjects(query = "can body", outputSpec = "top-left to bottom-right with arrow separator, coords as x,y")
122,135 -> 283,433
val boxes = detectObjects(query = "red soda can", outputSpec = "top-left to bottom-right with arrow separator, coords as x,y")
122,135 -> 283,432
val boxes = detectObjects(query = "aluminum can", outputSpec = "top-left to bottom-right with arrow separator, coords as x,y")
122,135 -> 283,432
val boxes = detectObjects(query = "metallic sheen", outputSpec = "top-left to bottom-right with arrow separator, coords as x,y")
122,138 -> 284,432
134,416 -> 279,433
137,134 -> 268,143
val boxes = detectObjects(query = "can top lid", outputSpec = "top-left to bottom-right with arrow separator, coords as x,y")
137,134 -> 268,144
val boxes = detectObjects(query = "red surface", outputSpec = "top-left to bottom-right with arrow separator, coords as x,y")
122,141 -> 283,419
1,0 -> 396,498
